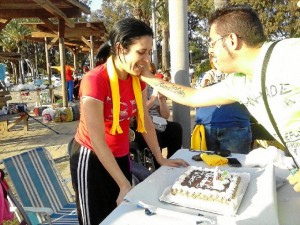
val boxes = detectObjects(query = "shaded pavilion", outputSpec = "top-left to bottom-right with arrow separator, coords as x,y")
22,21 -> 106,71
0,0 -> 103,106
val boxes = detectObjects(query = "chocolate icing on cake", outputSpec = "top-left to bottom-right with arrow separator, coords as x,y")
171,166 -> 240,204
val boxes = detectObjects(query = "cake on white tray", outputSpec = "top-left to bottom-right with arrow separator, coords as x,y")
159,166 -> 250,216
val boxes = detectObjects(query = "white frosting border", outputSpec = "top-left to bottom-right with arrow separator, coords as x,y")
159,166 -> 251,216
171,166 -> 239,201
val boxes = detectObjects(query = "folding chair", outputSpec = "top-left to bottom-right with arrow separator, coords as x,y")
2,147 -> 79,225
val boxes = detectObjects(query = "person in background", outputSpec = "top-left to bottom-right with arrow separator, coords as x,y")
193,58 -> 252,154
65,64 -> 75,102
69,18 -> 188,224
4,76 -> 11,91
140,4 -> 300,191
163,70 -> 171,82
133,63 -> 183,169
73,76 -> 81,100
83,65 -> 89,74
155,69 -> 164,79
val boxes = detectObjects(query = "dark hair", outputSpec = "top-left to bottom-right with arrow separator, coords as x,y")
108,18 -> 153,56
96,43 -> 110,66
208,4 -> 266,47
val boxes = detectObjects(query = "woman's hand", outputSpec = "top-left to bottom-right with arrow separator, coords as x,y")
158,92 -> 167,101
157,157 -> 189,168
116,182 -> 132,205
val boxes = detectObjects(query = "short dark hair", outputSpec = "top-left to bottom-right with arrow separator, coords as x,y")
208,4 -> 266,47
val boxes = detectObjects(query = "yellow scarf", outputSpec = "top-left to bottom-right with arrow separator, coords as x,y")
191,124 -> 207,150
106,56 -> 146,135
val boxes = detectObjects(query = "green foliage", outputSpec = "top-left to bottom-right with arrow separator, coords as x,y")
0,19 -> 32,52
187,0 -> 300,71
193,59 -> 211,81
230,0 -> 300,39
189,0 -> 300,40
98,0 -> 133,38
1,0 -> 299,85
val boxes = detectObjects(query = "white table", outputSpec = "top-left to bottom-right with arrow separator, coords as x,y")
101,149 -> 300,225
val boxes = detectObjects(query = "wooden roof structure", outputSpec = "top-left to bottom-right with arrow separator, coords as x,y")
22,22 -> 106,53
0,0 -> 106,107
0,0 -> 90,30
0,53 -> 21,61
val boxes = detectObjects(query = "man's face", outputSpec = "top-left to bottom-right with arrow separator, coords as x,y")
208,24 -> 235,74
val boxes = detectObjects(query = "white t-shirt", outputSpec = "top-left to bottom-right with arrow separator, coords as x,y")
216,39 -> 300,167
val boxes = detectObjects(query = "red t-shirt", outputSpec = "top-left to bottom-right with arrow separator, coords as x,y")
75,64 -> 146,157
65,65 -> 74,81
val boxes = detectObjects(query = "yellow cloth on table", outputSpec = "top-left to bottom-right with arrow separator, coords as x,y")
191,124 -> 207,150
201,153 -> 228,166
106,56 -> 146,135
287,169 -> 300,192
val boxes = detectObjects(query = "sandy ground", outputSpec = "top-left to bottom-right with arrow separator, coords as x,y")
0,88 -> 78,182
0,87 -> 195,199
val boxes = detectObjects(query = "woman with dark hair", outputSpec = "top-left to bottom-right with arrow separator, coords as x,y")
96,43 -> 110,66
69,18 -> 188,224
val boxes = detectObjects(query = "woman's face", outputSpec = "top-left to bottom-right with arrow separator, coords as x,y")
118,35 -> 153,76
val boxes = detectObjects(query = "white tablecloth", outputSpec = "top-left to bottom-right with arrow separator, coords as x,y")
101,149 -> 300,225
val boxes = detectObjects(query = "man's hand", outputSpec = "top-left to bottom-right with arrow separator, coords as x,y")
287,169 -> 300,192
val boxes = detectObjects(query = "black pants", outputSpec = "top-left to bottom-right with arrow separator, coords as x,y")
134,120 -> 182,168
69,139 -> 131,225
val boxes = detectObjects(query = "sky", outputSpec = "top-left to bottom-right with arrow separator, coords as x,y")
90,0 -> 102,11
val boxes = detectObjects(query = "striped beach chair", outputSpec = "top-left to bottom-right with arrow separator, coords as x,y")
2,147 -> 79,225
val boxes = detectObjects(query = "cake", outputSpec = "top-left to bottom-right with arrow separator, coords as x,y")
171,166 -> 240,204
160,166 -> 250,215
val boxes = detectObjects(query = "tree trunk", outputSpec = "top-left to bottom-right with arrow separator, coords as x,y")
161,27 -> 169,71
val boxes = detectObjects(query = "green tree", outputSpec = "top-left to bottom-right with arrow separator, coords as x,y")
0,19 -> 32,83
189,0 -> 300,40
95,0 -> 300,77
124,0 -> 152,23
188,0 -> 300,80
231,0 -> 300,39
98,0 -> 133,36
155,0 -> 169,71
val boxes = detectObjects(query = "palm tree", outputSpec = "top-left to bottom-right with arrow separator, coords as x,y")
156,0 -> 169,71
120,0 -> 152,23
0,19 -> 31,84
